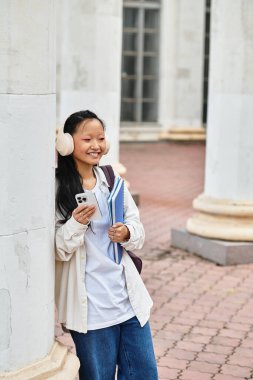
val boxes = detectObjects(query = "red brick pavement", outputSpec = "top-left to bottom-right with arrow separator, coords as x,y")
55,142 -> 253,380
120,142 -> 205,255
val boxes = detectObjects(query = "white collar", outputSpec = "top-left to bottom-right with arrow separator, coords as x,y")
93,166 -> 110,188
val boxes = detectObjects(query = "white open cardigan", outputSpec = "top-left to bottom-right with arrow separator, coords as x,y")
55,166 -> 153,333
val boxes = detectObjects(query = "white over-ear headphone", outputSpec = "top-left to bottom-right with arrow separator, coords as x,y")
56,127 -> 110,156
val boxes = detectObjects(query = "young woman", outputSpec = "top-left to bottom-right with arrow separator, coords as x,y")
55,110 -> 158,380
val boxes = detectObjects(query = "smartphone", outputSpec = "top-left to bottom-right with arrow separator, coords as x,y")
75,192 -> 102,221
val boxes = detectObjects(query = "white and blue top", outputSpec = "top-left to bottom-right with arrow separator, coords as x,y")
84,171 -> 135,330
55,166 -> 151,333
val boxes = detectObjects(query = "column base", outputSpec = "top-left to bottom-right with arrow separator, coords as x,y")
0,342 -> 79,380
120,124 -> 161,141
187,194 -> 253,241
171,228 -> 253,265
160,127 -> 206,142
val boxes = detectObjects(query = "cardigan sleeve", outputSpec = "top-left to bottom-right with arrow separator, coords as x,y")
55,208 -> 89,261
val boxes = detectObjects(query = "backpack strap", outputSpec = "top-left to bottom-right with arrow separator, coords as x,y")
100,165 -> 115,193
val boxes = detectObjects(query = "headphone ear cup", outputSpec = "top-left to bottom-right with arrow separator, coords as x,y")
104,134 -> 110,155
56,128 -> 74,156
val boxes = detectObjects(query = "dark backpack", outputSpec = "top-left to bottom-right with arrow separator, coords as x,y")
100,165 -> 142,274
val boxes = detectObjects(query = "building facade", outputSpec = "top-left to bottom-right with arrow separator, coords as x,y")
56,0 -> 209,144
120,0 -> 208,141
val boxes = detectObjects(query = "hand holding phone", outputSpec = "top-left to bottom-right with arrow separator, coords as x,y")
73,204 -> 96,224
75,192 -> 102,221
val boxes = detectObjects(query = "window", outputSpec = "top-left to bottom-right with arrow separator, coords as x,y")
121,0 -> 160,123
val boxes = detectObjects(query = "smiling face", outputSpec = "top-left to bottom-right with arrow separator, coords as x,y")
72,118 -> 106,170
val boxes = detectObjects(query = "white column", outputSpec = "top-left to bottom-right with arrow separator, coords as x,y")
187,0 -> 253,241
0,1 -> 78,377
57,0 -> 123,166
159,0 -> 206,141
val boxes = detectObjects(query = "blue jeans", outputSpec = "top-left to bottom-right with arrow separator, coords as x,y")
69,316 -> 158,380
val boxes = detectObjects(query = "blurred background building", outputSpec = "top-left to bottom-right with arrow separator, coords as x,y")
120,0 -> 208,142
57,0 -> 209,144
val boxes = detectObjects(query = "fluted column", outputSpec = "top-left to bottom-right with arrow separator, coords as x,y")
159,0 -> 206,141
187,0 -> 253,242
57,0 -> 123,169
0,1 -> 78,377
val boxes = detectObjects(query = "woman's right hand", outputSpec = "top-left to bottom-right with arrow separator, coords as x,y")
72,204 -> 96,225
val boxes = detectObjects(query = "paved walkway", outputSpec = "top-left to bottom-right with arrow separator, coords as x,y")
56,142 -> 253,380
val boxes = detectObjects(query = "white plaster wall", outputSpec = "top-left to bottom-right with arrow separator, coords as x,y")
204,0 -> 253,200
0,1 -> 55,372
57,0 -> 123,164
159,0 -> 205,130
0,1 -> 55,94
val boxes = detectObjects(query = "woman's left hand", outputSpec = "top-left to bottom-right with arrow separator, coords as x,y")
108,222 -> 130,243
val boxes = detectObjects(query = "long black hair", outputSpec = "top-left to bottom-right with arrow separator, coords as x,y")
56,110 -> 105,222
